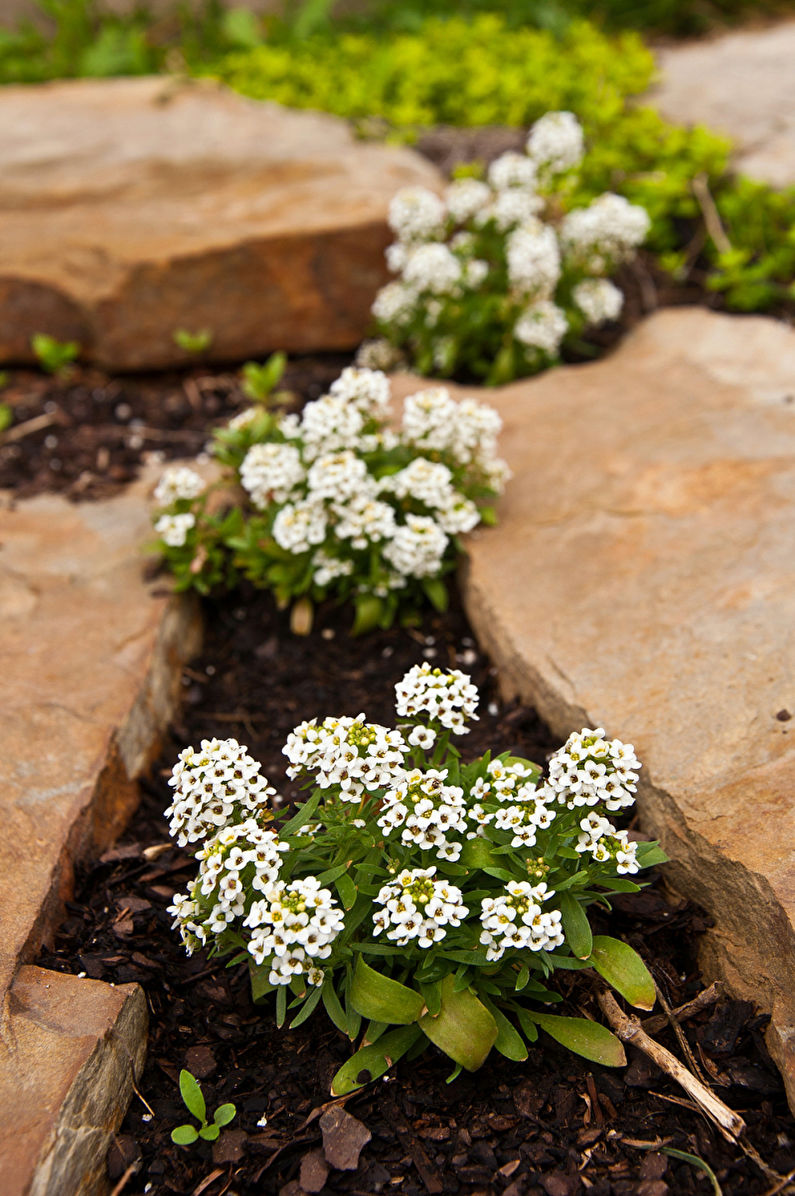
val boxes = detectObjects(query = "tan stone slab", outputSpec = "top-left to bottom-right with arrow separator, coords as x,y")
0,76 -> 441,370
0,463 -> 201,1002
653,21 -> 795,187
391,308 -> 795,1105
0,966 -> 147,1196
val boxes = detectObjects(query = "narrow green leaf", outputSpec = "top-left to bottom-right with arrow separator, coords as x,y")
280,789 -> 321,836
276,985 -> 287,1028
179,1070 -> 206,1123
213,1103 -> 236,1128
352,594 -> 384,636
335,873 -> 358,910
559,892 -> 593,959
349,956 -> 424,1024
171,1124 -> 199,1146
249,960 -> 275,1003
514,1008 -> 539,1043
634,842 -> 669,868
290,984 -> 323,1028
322,980 -> 348,1034
330,1025 -> 422,1096
589,936 -> 656,1011
661,1148 -> 722,1195
422,577 -> 449,613
526,1012 -> 626,1067
418,975 -> 497,1072
481,998 -> 528,1061
0,404 -> 12,434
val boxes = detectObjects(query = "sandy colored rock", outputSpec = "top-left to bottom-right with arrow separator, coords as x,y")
653,21 -> 795,186
0,463 -> 201,1003
0,966 -> 147,1196
391,308 -> 795,1106
0,76 -> 440,370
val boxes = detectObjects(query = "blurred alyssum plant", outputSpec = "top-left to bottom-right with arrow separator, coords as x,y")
362,110 -> 649,383
165,664 -> 666,1093
151,366 -> 508,634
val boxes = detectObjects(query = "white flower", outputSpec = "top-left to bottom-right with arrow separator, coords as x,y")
526,111 -> 584,175
378,768 -> 468,862
488,151 -> 538,192
283,714 -> 408,799
382,514 -> 449,579
408,725 -> 437,750
166,737 -> 279,846
372,281 -> 417,327
506,221 -> 561,296
154,466 -> 204,507
355,338 -> 404,372
272,500 -> 327,554
444,177 -> 491,223
245,877 -> 345,980
155,512 -> 195,548
307,451 -> 374,503
463,258 -> 490,289
388,186 -> 445,243
403,243 -> 463,295
240,442 -> 305,509
395,663 -> 479,733
373,867 -> 468,947
561,193 -> 650,270
544,727 -> 641,810
329,367 -> 391,417
486,187 -> 544,232
573,278 -> 624,325
514,300 -> 568,355
479,881 -> 563,961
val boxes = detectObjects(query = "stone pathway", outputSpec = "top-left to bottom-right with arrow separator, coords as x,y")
653,20 -> 795,186
393,308 -> 795,1108
0,464 -> 201,1194
0,77 -> 440,371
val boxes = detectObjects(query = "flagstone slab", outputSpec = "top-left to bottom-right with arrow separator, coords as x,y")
0,76 -> 440,371
0,967 -> 147,1196
0,464 -> 201,1001
653,21 -> 795,186
392,307 -> 795,1106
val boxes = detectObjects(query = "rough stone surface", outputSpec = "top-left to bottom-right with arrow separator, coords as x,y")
0,462 -> 201,1003
0,76 -> 440,370
653,21 -> 795,186
391,308 -> 795,1107
0,967 -> 148,1196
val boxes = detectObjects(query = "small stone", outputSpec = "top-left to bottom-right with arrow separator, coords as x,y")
212,1129 -> 247,1165
184,1044 -> 217,1079
300,1148 -> 330,1192
320,1105 -> 372,1171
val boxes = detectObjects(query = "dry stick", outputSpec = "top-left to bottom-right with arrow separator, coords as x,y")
2,411 -> 57,443
642,981 -> 721,1036
653,981 -> 711,1088
597,989 -> 745,1141
692,172 -> 732,255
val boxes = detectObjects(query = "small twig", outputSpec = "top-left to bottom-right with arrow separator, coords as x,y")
654,981 -> 711,1087
762,1166 -> 795,1196
597,990 -> 745,1141
642,981 -> 721,1035
109,1163 -> 139,1196
1,412 -> 57,443
692,172 -> 732,255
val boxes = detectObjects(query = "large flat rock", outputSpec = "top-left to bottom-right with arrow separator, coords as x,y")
0,968 -> 147,1196
392,308 -> 795,1106
653,21 -> 795,186
0,76 -> 441,370
0,465 -> 201,1191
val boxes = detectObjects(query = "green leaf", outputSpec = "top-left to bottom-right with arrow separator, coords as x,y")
559,892 -> 593,960
171,1124 -> 199,1146
249,960 -> 275,1003
280,789 -> 321,836
335,872 -> 358,910
526,1012 -> 626,1067
0,404 -> 12,434
459,838 -> 498,869
422,577 -> 449,613
322,980 -> 348,1034
589,936 -> 656,1011
276,985 -> 288,1028
199,1123 -> 221,1141
634,841 -> 669,868
179,1070 -> 206,1123
661,1148 -> 722,1195
481,999 -> 528,1061
213,1103 -> 236,1128
418,975 -> 497,1072
330,1025 -> 422,1096
349,957 -> 424,1025
352,594 -> 385,636
290,983 -> 323,1029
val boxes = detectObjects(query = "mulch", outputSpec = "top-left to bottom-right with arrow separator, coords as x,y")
37,588 -> 795,1196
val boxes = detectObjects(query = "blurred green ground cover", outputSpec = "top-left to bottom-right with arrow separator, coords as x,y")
1,0 -> 793,315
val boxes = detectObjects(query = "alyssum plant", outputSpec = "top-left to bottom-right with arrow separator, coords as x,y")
166,664 -> 666,1093
152,367 -> 508,633
362,111 -> 650,385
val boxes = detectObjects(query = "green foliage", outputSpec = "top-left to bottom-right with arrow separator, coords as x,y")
0,403 -> 12,434
240,352 -> 287,403
171,1068 -> 236,1146
31,333 -> 80,375
173,328 -> 213,354
166,674 -> 667,1090
204,15 -> 794,316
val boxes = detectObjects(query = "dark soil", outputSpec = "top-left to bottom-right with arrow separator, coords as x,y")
38,589 -> 795,1196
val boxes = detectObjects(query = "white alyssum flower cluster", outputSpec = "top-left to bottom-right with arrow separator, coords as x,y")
244,877 -> 346,985
166,737 -> 279,846
283,715 -> 408,800
373,867 -> 468,947
154,512 -> 195,547
395,663 -> 479,733
167,818 -> 287,954
479,881 -> 564,961
378,768 -> 468,862
574,812 -> 640,875
368,110 -> 649,383
153,465 -> 205,507
544,726 -> 641,811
